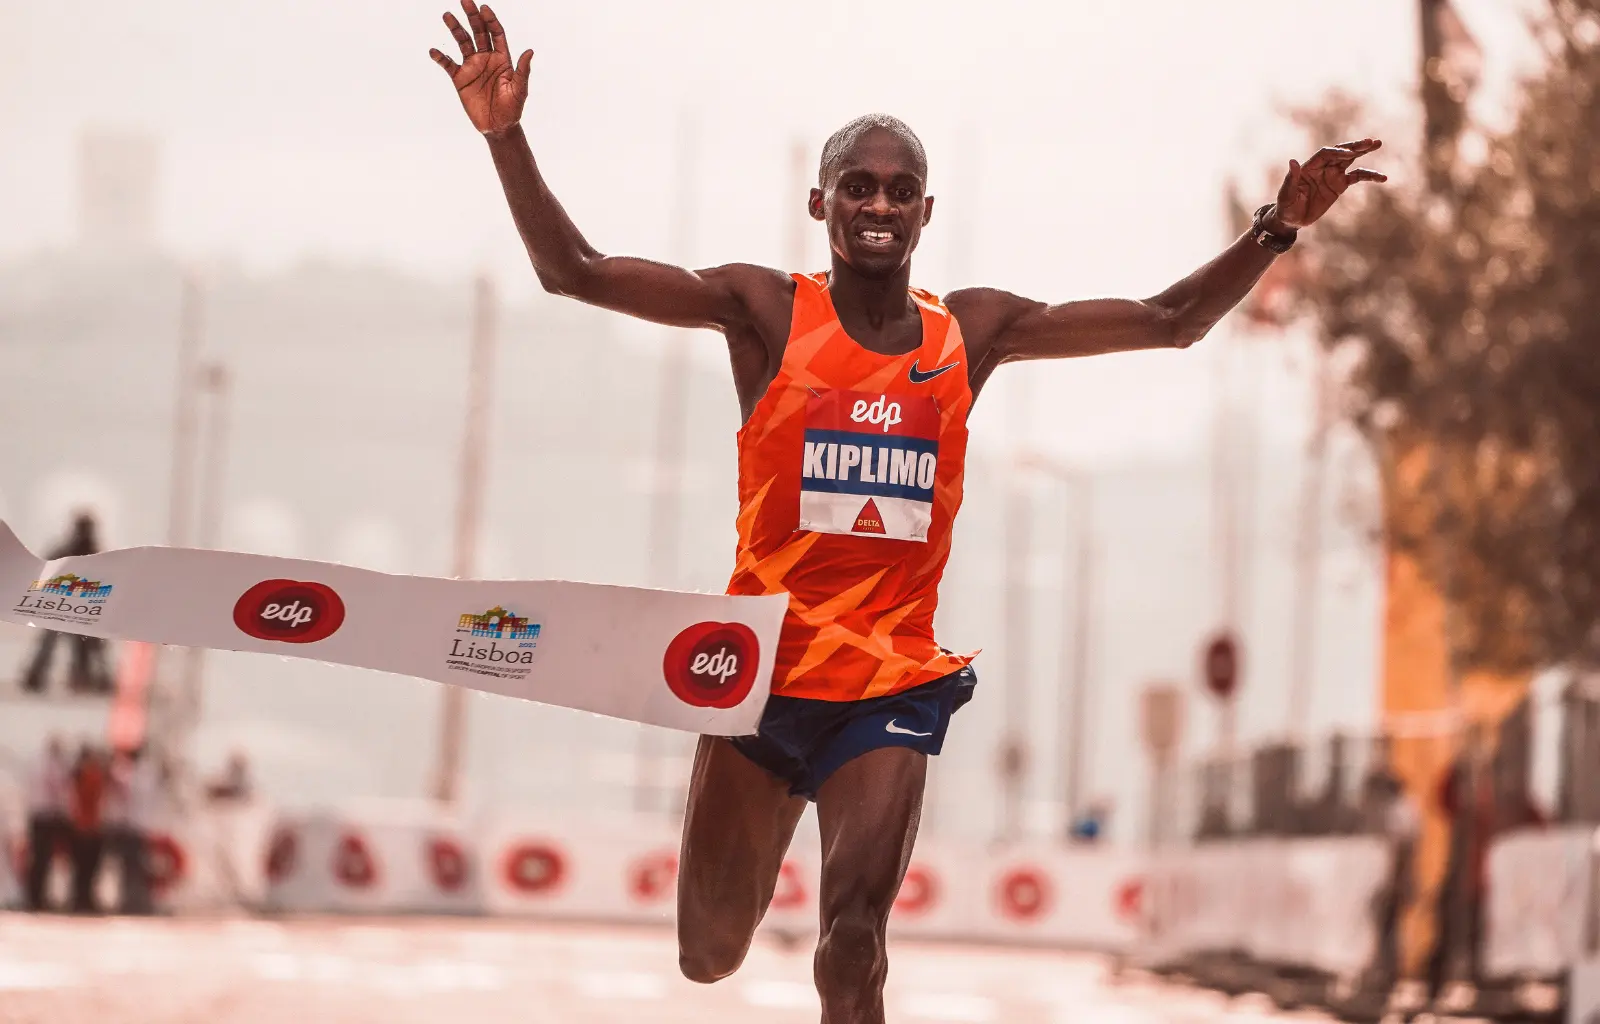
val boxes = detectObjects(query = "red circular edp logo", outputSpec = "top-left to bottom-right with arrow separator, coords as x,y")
502,842 -> 566,896
428,836 -> 470,893
233,579 -> 346,644
147,833 -> 188,895
770,861 -> 808,911
333,832 -> 378,889
894,864 -> 940,916
996,866 -> 1053,922
627,851 -> 678,904
662,621 -> 761,709
265,826 -> 298,884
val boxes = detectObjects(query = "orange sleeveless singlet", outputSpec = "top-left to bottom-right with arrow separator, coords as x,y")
727,273 -> 977,702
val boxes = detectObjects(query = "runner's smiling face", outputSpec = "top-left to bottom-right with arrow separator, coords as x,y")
812,129 -> 934,280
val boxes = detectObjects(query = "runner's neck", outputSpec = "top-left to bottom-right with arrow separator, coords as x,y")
824,259 -> 922,357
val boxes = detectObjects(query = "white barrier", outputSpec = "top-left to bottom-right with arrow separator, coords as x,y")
1143,836 -> 1392,977
1483,826 -> 1593,979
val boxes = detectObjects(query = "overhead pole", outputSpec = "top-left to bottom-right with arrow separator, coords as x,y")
637,113 -> 699,819
177,362 -> 234,742
434,272 -> 498,806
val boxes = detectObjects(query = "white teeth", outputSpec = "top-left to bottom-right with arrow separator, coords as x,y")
860,231 -> 894,243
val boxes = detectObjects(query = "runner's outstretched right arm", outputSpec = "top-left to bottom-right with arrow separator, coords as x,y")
429,1 -> 784,333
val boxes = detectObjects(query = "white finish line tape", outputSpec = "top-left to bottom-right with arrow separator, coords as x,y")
0,521 -> 782,735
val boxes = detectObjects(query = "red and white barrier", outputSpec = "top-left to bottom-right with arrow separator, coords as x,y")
967,845 -> 1147,949
79,795 -> 1178,956
146,802 -> 278,913
1483,826 -> 1593,979
263,803 -> 480,916
244,803 -> 1150,950
479,815 -> 705,926
887,843 -> 976,939
61,798 -> 1399,977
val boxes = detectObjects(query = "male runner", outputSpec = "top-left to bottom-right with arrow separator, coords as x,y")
429,4 -> 1385,1020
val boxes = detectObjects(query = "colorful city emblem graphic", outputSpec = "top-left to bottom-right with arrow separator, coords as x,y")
30,574 -> 113,600
457,606 -> 542,642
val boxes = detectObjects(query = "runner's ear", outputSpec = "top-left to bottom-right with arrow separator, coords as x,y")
922,195 -> 935,227
809,187 -> 825,222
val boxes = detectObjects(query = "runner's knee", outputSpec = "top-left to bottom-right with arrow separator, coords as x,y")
815,910 -> 887,986
678,936 -> 747,985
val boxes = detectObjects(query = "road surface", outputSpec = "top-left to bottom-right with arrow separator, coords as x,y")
0,914 -> 1329,1023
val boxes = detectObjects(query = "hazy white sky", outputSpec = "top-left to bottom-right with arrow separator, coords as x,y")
1,0 -> 1540,465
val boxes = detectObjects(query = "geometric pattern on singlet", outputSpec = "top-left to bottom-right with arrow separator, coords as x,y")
726,272 -> 977,701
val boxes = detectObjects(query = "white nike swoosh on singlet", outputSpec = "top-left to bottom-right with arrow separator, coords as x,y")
885,719 -> 933,737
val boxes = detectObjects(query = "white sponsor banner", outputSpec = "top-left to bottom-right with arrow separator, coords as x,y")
1143,837 -> 1390,977
887,843 -> 980,940
246,803 -> 1149,950
758,849 -> 824,936
481,814 -> 658,921
0,521 -> 785,736
149,803 -> 279,913
1144,842 -> 1246,960
263,804 -> 483,916
969,845 -> 1147,949
1484,827 -> 1594,979
1253,838 -> 1389,976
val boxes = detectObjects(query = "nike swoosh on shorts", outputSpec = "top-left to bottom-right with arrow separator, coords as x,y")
907,360 -> 960,385
885,719 -> 933,737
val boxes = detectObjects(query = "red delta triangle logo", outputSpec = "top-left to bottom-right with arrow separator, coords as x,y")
852,499 -> 887,535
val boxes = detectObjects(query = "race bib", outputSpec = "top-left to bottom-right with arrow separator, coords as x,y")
798,390 -> 940,542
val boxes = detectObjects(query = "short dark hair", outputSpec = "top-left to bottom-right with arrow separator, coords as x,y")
817,114 -> 927,187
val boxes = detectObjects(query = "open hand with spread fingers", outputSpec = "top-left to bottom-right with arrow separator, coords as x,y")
1270,139 -> 1388,231
429,0 -> 532,136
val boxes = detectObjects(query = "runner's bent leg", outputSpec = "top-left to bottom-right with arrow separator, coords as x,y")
813,746 -> 926,1024
677,735 -> 807,983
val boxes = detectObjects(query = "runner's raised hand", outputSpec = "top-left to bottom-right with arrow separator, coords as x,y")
1272,139 -> 1388,230
428,0 -> 532,136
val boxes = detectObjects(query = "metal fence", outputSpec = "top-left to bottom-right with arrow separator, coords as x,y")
1180,673 -> 1600,845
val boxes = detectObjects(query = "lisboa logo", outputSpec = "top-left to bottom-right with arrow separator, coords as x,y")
16,573 -> 113,619
449,605 -> 542,667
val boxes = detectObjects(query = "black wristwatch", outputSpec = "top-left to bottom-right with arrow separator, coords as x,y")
1250,203 -> 1298,254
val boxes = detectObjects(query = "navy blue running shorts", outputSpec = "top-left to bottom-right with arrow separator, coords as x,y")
729,663 -> 978,800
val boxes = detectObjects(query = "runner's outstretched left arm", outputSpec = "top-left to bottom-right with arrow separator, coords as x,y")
950,140 -> 1386,375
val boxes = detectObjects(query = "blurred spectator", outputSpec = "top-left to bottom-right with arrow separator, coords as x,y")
104,746 -> 158,914
23,735 -> 72,912
206,751 -> 254,804
1369,770 -> 1420,988
68,744 -> 108,913
21,513 -> 112,695
1427,723 -> 1519,994
1070,798 -> 1113,844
